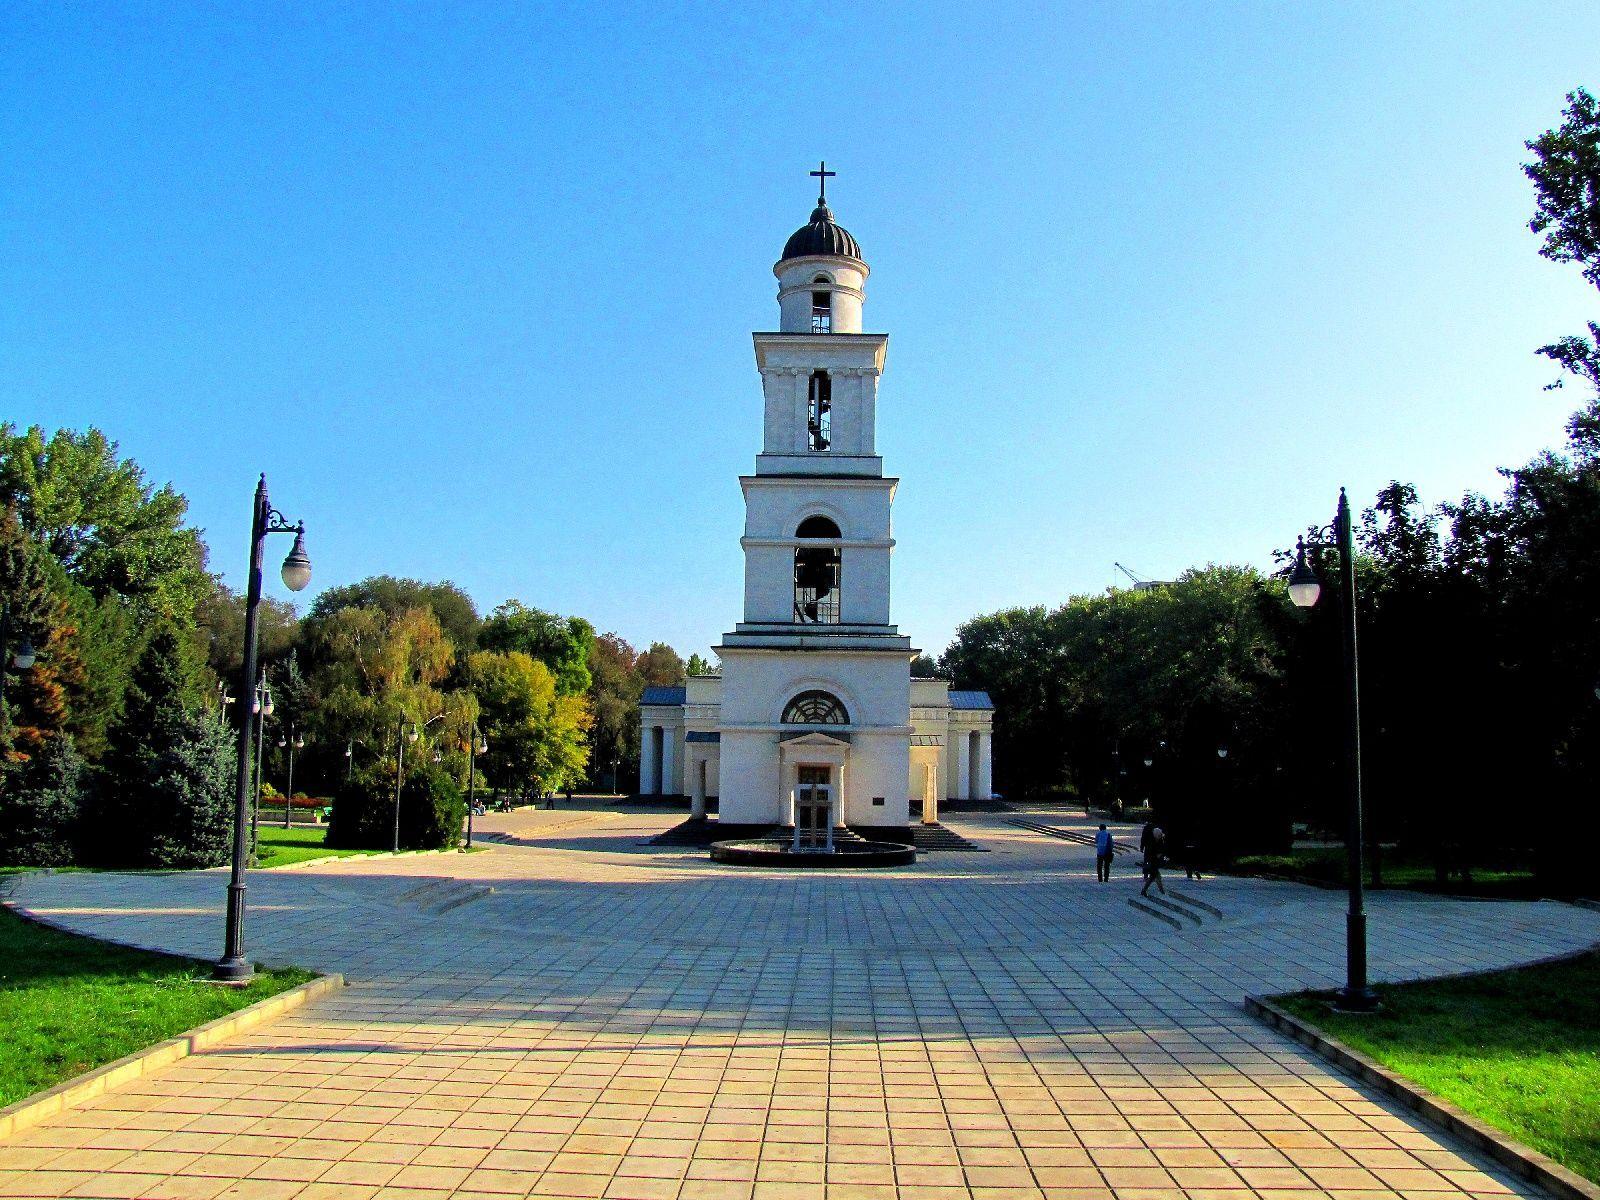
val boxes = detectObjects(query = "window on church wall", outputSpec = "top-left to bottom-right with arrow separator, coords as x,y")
782,690 -> 850,725
807,370 -> 831,451
793,515 -> 841,624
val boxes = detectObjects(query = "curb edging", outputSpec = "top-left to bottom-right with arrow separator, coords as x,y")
0,972 -> 344,1143
1244,993 -> 1599,1200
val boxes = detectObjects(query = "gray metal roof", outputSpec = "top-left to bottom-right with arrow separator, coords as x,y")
685,731 -> 721,743
948,690 -> 995,710
640,685 -> 686,706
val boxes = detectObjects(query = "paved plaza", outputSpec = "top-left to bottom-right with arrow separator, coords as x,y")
3,805 -> 1597,1200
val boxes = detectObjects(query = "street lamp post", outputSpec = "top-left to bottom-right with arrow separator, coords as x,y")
249,677 -> 272,864
216,475 -> 311,984
278,724 -> 305,829
394,712 -> 444,853
1287,486 -> 1379,1012
464,725 -> 488,849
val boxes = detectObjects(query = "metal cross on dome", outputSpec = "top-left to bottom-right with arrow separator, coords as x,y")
810,160 -> 836,203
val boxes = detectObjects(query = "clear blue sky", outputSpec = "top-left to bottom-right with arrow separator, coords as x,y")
4,3 -> 1594,659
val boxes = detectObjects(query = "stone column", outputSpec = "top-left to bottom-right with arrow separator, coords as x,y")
977,733 -> 993,801
661,729 -> 677,798
641,727 -> 659,795
954,731 -> 972,801
834,760 -> 848,827
793,368 -> 809,453
921,762 -> 938,825
690,751 -> 707,818
782,758 -> 798,827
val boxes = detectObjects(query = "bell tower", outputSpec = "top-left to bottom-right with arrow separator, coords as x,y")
714,165 -> 915,830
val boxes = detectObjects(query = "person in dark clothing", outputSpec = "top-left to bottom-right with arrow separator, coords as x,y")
1140,821 -> 1167,897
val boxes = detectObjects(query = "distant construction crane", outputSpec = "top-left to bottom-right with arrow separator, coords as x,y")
1114,562 -> 1171,592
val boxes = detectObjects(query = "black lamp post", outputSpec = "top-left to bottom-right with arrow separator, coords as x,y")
1287,486 -> 1379,1012
248,677 -> 272,864
216,475 -> 311,984
393,712 -> 443,852
278,724 -> 305,829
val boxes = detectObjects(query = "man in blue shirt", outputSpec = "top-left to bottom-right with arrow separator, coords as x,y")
1094,823 -> 1114,882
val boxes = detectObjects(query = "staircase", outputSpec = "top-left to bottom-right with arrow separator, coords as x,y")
1128,887 -> 1223,930
902,823 -> 986,852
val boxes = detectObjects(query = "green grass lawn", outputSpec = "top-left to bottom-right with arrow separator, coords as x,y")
253,824 -> 381,868
1277,948 -> 1600,1184
0,904 -> 312,1108
1232,846 -> 1541,897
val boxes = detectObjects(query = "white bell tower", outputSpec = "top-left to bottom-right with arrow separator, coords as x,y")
714,165 -> 916,830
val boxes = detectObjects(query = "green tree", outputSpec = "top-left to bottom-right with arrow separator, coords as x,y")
685,652 -> 716,677
327,760 -> 463,851
0,504 -> 85,763
586,632 -> 642,790
307,576 -> 480,655
194,576 -> 300,686
93,628 -> 234,868
635,642 -> 686,687
478,602 -> 595,696
0,425 -> 207,623
1524,87 -> 1600,413
469,650 -> 591,799
0,734 -> 88,866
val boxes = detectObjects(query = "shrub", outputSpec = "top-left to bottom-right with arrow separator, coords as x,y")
0,735 -> 88,866
328,762 -> 464,851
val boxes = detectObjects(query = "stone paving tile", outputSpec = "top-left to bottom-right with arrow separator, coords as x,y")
5,806 -> 1598,1199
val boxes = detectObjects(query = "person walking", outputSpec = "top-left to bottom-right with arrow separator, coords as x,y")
1094,823 -> 1114,882
1140,821 -> 1167,897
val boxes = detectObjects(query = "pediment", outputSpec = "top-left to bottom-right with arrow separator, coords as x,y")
778,730 -> 853,747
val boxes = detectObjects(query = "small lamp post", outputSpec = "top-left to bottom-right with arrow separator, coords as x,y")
394,712 -> 444,852
1286,487 -> 1379,1012
216,475 -> 311,984
248,677 -> 273,864
278,725 -> 305,829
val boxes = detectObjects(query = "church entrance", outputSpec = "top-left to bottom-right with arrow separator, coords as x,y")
793,765 -> 833,852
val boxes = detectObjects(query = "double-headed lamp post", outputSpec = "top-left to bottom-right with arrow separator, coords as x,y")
394,712 -> 444,853
248,677 -> 274,864
215,475 -> 311,984
1287,487 -> 1379,1012
278,725 -> 305,829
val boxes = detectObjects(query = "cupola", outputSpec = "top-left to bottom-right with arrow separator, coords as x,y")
775,162 -> 869,335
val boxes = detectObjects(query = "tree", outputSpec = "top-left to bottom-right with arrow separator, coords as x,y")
587,632 -> 642,790
195,576 -> 300,685
327,760 -> 464,851
910,653 -> 944,679
469,650 -> 591,799
92,627 -> 234,868
0,734 -> 88,866
0,425 -> 207,623
1524,87 -> 1600,421
478,601 -> 595,696
685,652 -> 716,677
635,642 -> 686,687
0,504 -> 85,763
307,576 -> 480,654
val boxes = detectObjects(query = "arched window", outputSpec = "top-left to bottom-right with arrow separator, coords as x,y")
811,276 -> 832,334
782,690 -> 850,725
794,513 -> 841,623
807,370 -> 831,451
795,515 -> 840,539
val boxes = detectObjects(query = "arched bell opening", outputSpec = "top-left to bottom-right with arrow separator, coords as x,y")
806,370 -> 832,451
793,517 -> 841,623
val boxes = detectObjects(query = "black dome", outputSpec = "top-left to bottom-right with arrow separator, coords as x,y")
781,202 -> 862,261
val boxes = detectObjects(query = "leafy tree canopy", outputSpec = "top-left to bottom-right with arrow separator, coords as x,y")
0,424 -> 207,622
307,576 -> 480,653
478,601 -> 595,697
